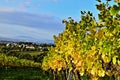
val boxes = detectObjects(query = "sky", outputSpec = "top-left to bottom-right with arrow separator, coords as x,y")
0,0 -> 113,43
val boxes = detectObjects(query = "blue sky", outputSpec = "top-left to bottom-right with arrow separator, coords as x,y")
0,0 -> 113,43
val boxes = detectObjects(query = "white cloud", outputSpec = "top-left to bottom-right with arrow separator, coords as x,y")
0,7 -> 27,12
0,7 -> 15,12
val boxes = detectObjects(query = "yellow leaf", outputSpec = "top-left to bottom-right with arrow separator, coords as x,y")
117,60 -> 120,66
92,77 -> 99,80
58,67 -> 61,71
91,67 -> 97,76
114,0 -> 120,3
79,67 -> 84,76
102,54 -> 111,63
98,69 -> 105,77
91,46 -> 96,50
112,56 -> 117,64
106,70 -> 113,76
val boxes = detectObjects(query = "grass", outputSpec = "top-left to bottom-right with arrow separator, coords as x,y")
0,67 -> 53,80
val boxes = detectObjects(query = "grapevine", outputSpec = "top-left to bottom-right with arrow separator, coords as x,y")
42,0 -> 120,79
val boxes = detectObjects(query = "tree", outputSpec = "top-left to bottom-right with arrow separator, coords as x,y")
42,0 -> 120,80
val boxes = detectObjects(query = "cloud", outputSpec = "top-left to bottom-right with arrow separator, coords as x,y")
0,8 -> 64,43
0,8 -> 64,31
0,7 -> 28,12
2,0 -> 32,11
0,7 -> 16,12
4,0 -> 9,3
19,0 -> 32,9
0,23 -> 56,43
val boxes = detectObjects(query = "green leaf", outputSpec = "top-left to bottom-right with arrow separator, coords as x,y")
99,41 -> 103,46
110,5 -> 119,16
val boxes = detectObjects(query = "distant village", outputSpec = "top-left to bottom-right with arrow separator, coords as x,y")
0,40 -> 55,52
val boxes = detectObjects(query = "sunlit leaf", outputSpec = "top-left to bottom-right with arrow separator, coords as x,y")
114,0 -> 120,3
98,69 -> 105,77
112,56 -> 118,64
110,5 -> 119,16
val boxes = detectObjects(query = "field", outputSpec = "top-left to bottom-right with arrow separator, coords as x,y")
17,51 -> 47,56
0,42 -> 54,80
0,67 -> 53,80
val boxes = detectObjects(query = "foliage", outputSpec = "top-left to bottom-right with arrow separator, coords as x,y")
42,0 -> 120,80
0,54 -> 41,68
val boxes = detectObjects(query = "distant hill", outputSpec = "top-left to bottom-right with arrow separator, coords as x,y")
0,36 -> 54,44
0,37 -> 22,42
